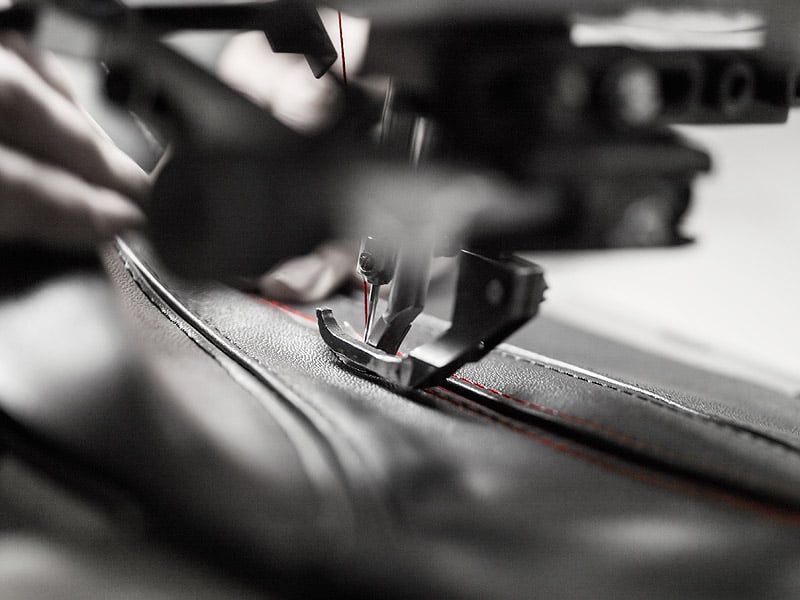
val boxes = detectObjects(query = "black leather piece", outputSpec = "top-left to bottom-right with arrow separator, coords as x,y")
507,319 -> 800,446
265,293 -> 800,509
2,238 -> 800,598
0,456 -> 269,599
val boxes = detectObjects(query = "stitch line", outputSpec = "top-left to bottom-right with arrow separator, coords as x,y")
449,373 -> 800,489
491,346 -> 800,459
261,301 -> 661,454
424,387 -> 800,524
262,299 -> 317,323
261,300 -> 634,450
453,374 -> 648,447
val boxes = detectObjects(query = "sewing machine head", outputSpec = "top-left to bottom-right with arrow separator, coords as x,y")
7,0 -> 796,388
312,1 -> 798,388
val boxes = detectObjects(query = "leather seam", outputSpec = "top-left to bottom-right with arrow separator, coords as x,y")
489,346 -> 800,459
424,387 -> 800,524
449,373 -> 800,496
407,317 -> 777,447
452,373 -> 661,448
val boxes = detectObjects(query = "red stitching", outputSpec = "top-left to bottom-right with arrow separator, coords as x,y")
452,374 -> 654,451
426,388 -> 800,524
256,297 -> 317,323
427,387 -> 591,457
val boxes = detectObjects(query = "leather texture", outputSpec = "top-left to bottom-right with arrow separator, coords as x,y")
2,237 -> 800,598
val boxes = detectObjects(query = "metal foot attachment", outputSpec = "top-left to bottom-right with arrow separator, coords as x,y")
317,251 -> 546,389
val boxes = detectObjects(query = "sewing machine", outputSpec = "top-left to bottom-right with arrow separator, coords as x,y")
4,4 -> 800,597
5,0 -> 797,389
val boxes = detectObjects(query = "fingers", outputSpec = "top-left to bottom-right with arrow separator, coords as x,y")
0,143 -> 144,249
0,45 -> 150,203
0,31 -> 77,102
0,38 -> 149,250
0,32 -> 131,147
256,240 -> 359,302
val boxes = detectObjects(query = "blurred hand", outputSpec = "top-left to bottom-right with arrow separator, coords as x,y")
0,33 -> 148,250
251,239 -> 361,303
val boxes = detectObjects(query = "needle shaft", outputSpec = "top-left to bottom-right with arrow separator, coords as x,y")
364,283 -> 381,339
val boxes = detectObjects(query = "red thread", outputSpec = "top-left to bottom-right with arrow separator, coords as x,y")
256,297 -> 316,323
337,11 -> 347,85
449,377 -> 751,478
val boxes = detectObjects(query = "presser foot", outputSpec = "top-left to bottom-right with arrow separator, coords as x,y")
317,251 -> 547,389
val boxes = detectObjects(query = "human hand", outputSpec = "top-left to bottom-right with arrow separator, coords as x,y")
0,33 -> 148,250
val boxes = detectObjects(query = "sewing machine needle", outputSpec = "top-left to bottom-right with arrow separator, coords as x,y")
364,283 -> 380,340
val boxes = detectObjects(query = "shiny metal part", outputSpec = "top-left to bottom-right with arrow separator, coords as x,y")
364,282 -> 381,339
318,308 -> 409,382
365,245 -> 432,354
318,251 -> 547,389
357,236 -> 397,339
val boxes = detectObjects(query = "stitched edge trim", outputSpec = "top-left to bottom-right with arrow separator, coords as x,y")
492,344 -> 800,456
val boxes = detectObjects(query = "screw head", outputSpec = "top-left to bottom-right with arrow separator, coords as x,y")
358,252 -> 375,273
